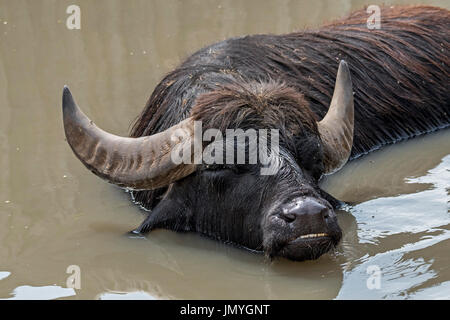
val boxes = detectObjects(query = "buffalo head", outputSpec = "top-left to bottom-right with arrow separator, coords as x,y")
62,61 -> 354,261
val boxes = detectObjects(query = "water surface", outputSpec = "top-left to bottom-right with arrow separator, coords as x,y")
0,0 -> 449,299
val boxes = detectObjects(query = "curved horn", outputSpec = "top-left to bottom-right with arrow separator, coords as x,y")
62,86 -> 196,190
318,60 -> 354,174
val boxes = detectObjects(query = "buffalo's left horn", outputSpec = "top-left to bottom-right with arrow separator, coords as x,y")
318,60 -> 354,174
62,86 -> 196,190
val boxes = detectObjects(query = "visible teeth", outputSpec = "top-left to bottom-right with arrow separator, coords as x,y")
300,233 -> 328,239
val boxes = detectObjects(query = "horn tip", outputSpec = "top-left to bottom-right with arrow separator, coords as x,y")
338,60 -> 350,73
339,60 -> 348,67
337,60 -> 352,86
62,85 -> 76,113
62,85 -> 71,99
63,85 -> 71,95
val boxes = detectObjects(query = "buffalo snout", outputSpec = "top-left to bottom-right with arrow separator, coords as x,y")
265,197 -> 342,261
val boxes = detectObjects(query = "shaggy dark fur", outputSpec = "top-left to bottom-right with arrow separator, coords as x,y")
130,5 -> 449,211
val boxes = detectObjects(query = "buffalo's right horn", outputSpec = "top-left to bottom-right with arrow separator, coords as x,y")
317,60 -> 355,174
62,86 -> 196,190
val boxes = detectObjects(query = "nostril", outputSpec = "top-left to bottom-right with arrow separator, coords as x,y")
279,198 -> 331,224
280,212 -> 296,223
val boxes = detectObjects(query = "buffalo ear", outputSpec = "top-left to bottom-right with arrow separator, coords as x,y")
317,60 -> 354,174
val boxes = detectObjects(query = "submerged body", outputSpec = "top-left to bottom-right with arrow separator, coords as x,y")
62,6 -> 449,261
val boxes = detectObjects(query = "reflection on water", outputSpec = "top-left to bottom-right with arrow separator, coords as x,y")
97,291 -> 156,300
0,0 -> 449,299
4,285 -> 76,300
323,132 -> 450,299
0,272 -> 11,281
351,156 -> 449,243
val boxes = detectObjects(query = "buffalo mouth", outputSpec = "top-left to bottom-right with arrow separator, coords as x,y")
275,232 -> 341,261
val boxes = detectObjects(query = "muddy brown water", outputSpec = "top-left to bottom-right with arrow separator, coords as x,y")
0,0 -> 449,300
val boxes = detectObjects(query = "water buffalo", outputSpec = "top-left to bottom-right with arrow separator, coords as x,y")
62,6 -> 449,261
